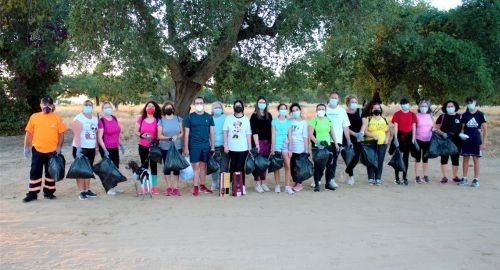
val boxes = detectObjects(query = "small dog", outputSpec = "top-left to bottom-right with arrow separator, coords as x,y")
126,160 -> 152,197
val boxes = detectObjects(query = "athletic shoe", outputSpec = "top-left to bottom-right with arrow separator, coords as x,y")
107,188 -> 117,196
423,176 -> 430,183
22,196 -> 37,203
375,179 -> 382,186
393,179 -> 401,185
173,188 -> 182,196
285,186 -> 295,195
415,176 -> 422,184
44,194 -> 56,200
458,178 -> 468,186
242,185 -> 247,195
114,186 -> 124,193
151,186 -> 160,195
313,185 -> 320,192
85,190 -> 97,198
292,183 -> 303,192
325,181 -> 337,191
192,186 -> 200,196
330,179 -> 339,188
347,177 -> 354,186
403,179 -> 409,186
369,179 -> 375,185
261,183 -> 270,192
452,177 -> 461,183
274,185 -> 281,193
255,183 -> 264,193
440,177 -> 449,184
311,181 -> 321,188
200,185 -> 213,194
165,187 -> 173,196
471,179 -> 479,188
79,192 -> 88,200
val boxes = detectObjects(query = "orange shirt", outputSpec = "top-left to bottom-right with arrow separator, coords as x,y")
25,112 -> 67,153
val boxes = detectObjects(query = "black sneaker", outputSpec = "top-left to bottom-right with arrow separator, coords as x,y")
423,176 -> 430,183
22,196 -> 37,203
314,185 -> 320,192
85,190 -> 97,198
44,194 -> 57,200
394,179 -> 402,185
79,192 -> 89,200
403,179 -> 409,186
325,183 -> 337,191
415,176 -> 422,184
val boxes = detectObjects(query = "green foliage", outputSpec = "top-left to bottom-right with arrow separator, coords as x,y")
0,89 -> 29,135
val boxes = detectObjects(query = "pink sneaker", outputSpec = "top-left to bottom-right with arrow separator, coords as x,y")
164,187 -> 173,196
292,183 -> 303,192
200,185 -> 213,194
192,186 -> 199,196
151,186 -> 160,195
173,188 -> 182,196
137,188 -> 144,196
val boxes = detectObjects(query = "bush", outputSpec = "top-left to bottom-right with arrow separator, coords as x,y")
0,94 -> 29,136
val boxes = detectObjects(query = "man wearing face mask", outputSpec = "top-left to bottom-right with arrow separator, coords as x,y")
183,97 -> 216,196
323,91 -> 351,189
22,97 -> 67,203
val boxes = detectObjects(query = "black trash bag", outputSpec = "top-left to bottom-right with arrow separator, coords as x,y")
163,143 -> 189,172
206,155 -> 220,175
427,132 -> 447,159
148,140 -> 163,163
66,156 -> 95,179
48,153 -> 66,182
293,153 -> 313,182
268,152 -> 284,173
360,141 -> 378,168
313,147 -> 331,167
440,137 -> 459,156
93,157 -> 127,192
253,153 -> 271,176
388,148 -> 406,173
341,145 -> 355,166
245,152 -> 255,175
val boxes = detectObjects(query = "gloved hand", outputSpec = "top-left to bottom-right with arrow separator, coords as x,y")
23,148 -> 31,158
103,149 -> 110,158
347,141 -> 353,148
393,138 -> 399,147
119,144 -> 125,155
56,146 -> 62,155
459,133 -> 469,140
355,132 -> 364,139
441,132 -> 448,139
76,147 -> 83,158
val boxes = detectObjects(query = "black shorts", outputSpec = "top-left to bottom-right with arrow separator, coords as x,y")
72,147 -> 96,166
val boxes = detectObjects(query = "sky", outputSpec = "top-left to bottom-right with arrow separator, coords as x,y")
428,0 -> 462,10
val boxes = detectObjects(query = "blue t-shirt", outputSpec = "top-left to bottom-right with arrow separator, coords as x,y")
213,114 -> 227,147
158,116 -> 183,150
183,112 -> 215,149
271,118 -> 291,151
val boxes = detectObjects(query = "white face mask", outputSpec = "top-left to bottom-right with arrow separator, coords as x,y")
195,104 -> 204,112
317,110 -> 326,117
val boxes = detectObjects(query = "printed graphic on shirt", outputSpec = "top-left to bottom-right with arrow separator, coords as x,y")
85,123 -> 97,140
466,117 -> 479,128
232,120 -> 242,140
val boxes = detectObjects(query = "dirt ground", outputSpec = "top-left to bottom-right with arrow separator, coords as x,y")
1,105 -> 499,270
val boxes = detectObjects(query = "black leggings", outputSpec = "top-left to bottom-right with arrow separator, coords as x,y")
395,132 -> 411,180
228,150 -> 248,185
138,144 -> 157,175
312,146 -> 334,185
345,142 -> 361,176
440,137 -> 461,166
414,140 -> 430,163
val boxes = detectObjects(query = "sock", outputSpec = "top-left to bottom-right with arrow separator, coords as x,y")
151,175 -> 157,186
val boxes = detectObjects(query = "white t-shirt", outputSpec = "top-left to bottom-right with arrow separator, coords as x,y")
72,113 -> 98,148
326,105 -> 350,144
290,119 -> 308,153
223,115 -> 252,152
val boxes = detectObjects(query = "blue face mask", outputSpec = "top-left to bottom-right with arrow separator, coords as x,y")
292,111 -> 301,119
83,105 -> 93,114
401,104 -> 410,111
446,107 -> 455,114
258,103 -> 267,110
349,103 -> 358,110
467,103 -> 476,111
213,108 -> 222,116
103,107 -> 112,115
279,109 -> 288,117
329,98 -> 338,106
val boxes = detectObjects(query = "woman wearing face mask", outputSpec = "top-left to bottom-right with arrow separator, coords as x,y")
458,97 -> 488,188
344,95 -> 364,185
134,100 -> 162,195
391,97 -> 417,186
414,99 -> 434,184
223,100 -> 252,195
361,103 -> 390,186
288,103 -> 309,192
157,101 -> 184,196
97,101 -> 124,196
210,101 -> 229,191
435,100 -> 462,183
309,104 -> 337,192
250,96 -> 273,193
271,104 -> 293,194
72,100 -> 99,200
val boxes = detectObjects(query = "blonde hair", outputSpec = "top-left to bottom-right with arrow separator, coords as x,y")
345,95 -> 358,105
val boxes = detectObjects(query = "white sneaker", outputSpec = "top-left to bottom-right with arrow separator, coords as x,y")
274,185 -> 281,193
285,186 -> 295,195
255,183 -> 264,193
114,186 -> 124,193
310,181 -> 321,188
368,179 -> 375,185
242,185 -> 247,195
347,177 -> 354,186
330,179 -> 339,188
261,183 -> 270,192
107,188 -> 117,196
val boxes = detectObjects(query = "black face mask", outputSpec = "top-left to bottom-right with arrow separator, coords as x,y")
164,108 -> 173,115
234,106 -> 243,113
372,109 -> 382,116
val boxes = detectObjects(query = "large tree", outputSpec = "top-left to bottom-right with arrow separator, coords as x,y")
68,0 -> 388,115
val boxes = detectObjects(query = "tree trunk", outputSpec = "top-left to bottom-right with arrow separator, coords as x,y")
174,80 -> 203,117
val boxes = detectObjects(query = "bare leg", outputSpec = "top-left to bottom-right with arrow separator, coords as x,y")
76,179 -> 85,191
462,156 -> 470,178
84,179 -> 90,190
414,161 -> 420,178
174,175 -> 179,189
423,162 -> 428,176
440,164 -> 448,178
192,162 -> 200,186
274,170 -> 281,185
452,165 -> 459,179
199,162 -> 207,186
282,152 -> 291,187
473,156 -> 480,179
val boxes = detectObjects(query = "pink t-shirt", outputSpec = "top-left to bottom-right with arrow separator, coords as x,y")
415,113 -> 433,142
98,116 -> 121,148
136,116 -> 158,147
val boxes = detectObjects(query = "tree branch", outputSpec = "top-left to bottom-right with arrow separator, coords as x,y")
237,12 -> 279,41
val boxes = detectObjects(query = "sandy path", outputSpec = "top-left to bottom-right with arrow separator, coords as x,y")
1,136 -> 499,270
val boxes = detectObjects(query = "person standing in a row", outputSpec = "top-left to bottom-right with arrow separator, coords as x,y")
250,96 -> 273,193
210,101 -> 229,191
413,99 -> 434,184
344,95 -> 363,185
435,100 -> 462,183
391,98 -> 416,186
289,103 -> 309,192
271,104 -> 293,194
